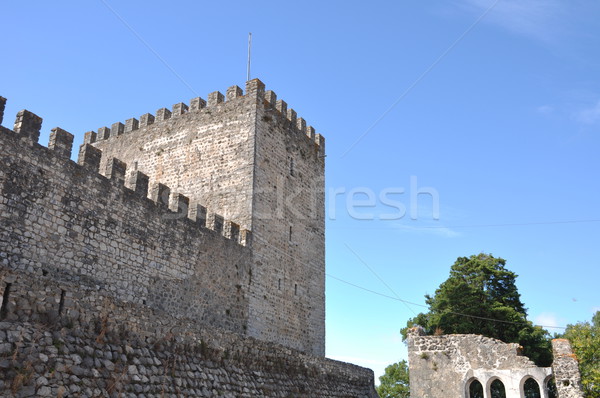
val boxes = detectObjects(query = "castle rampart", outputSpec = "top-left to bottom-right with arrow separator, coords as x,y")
0,95 -> 377,396
0,241 -> 375,397
0,109 -> 252,334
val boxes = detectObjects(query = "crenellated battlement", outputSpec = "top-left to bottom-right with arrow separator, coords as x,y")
85,79 -> 324,153
1,78 -> 326,358
0,78 -> 373,397
0,98 -> 250,247
261,83 -> 325,156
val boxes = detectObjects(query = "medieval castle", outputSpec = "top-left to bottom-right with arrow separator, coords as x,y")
0,78 -> 585,398
0,79 -> 378,397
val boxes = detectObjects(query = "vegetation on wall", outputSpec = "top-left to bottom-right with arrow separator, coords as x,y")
559,311 -> 600,398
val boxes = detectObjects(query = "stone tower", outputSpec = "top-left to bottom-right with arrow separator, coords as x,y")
89,79 -> 326,355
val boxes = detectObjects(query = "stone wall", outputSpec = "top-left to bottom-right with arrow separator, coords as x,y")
551,339 -> 584,398
89,85 -> 257,232
407,328 -> 586,398
0,119 -> 251,335
88,79 -> 326,356
407,328 -> 553,398
249,83 -> 326,356
0,99 -> 377,397
0,269 -> 377,397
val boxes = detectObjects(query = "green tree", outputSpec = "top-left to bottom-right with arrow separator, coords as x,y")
377,360 -> 410,398
560,311 -> 600,398
401,253 -> 552,366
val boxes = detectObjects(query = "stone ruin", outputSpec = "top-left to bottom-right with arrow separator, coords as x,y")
407,326 -> 584,398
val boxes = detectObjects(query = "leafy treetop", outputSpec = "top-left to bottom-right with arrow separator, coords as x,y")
377,360 -> 410,398
401,253 -> 552,366
560,311 -> 600,398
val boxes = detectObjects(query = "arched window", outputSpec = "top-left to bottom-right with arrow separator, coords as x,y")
490,379 -> 506,398
546,377 -> 558,398
524,378 -> 541,398
469,379 -> 484,398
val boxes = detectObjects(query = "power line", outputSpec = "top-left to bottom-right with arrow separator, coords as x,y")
252,232 -> 567,330
327,272 -> 566,330
328,218 -> 600,230
326,273 -> 422,306
344,243 -> 418,316
411,219 -> 600,229
340,0 -> 501,158
99,0 -> 198,96
342,244 -> 568,329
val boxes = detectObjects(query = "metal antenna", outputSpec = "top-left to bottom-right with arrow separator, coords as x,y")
247,32 -> 252,81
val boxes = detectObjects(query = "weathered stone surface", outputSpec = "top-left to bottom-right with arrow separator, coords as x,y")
0,268 -> 377,397
0,125 -> 250,334
552,339 -> 584,398
0,96 -> 6,125
407,327 -> 583,398
91,78 -> 326,356
13,109 -> 42,145
0,82 -> 371,397
48,127 -> 74,158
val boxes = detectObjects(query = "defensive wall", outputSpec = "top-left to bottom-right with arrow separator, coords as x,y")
0,94 -> 377,397
0,101 -> 252,334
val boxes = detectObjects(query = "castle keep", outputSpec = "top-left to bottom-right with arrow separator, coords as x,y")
0,80 -> 378,396
87,78 -> 326,356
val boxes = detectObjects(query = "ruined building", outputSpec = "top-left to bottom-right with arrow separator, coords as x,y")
407,327 -> 584,398
0,79 -> 378,397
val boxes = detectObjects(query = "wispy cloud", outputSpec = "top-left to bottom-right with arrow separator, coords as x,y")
394,224 -> 462,238
457,0 -> 566,44
573,100 -> 600,125
536,105 -> 554,115
385,333 -> 405,345
534,312 -> 563,330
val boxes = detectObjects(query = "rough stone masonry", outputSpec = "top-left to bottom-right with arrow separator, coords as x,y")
0,83 -> 378,397
89,79 -> 325,356
407,326 -> 584,398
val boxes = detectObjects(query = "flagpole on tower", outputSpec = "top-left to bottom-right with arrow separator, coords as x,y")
247,32 -> 252,81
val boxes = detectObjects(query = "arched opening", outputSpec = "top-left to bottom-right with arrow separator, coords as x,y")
524,377 -> 541,398
490,379 -> 506,398
546,377 -> 558,398
468,379 -> 484,398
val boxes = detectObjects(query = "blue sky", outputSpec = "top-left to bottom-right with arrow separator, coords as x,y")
2,0 -> 599,381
